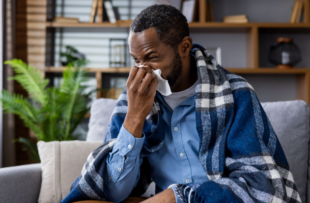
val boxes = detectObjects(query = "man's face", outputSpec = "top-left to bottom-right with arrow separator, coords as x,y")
128,27 -> 182,87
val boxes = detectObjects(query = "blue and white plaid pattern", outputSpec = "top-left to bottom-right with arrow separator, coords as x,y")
61,44 -> 301,203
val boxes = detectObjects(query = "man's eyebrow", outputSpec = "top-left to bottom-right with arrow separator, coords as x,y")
144,51 -> 158,58
130,51 -> 158,59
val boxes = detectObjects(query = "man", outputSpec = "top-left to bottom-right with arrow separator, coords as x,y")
62,4 -> 300,203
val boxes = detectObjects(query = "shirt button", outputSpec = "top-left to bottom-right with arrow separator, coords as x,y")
118,167 -> 122,171
174,127 -> 178,131
180,153 -> 184,157
185,179 -> 190,183
128,144 -> 132,149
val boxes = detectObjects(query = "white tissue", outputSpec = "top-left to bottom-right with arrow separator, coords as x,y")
152,69 -> 172,96
137,65 -> 172,96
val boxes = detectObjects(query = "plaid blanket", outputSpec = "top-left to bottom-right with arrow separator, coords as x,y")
61,44 -> 301,203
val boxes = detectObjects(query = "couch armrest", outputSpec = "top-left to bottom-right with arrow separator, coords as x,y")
0,164 -> 42,203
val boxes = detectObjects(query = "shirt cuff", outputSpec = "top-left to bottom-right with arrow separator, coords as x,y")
111,125 -> 145,158
169,185 -> 183,203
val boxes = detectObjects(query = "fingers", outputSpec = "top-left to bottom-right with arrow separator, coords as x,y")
127,66 -> 139,82
127,65 -> 157,95
138,72 -> 156,93
132,66 -> 152,84
147,76 -> 158,96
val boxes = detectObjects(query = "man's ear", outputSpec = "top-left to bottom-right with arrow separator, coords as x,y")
178,36 -> 193,58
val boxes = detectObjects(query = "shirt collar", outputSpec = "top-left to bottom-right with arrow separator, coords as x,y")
156,92 -> 196,107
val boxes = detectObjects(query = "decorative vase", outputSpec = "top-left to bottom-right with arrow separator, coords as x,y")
268,37 -> 301,69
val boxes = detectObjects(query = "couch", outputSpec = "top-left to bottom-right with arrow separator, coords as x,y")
0,99 -> 309,203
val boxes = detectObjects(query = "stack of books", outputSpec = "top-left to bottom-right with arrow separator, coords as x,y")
181,0 -> 214,23
54,17 -> 79,23
90,0 -> 120,23
223,15 -> 248,23
290,0 -> 304,23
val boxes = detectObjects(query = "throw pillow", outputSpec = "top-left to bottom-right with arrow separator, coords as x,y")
37,140 -> 102,203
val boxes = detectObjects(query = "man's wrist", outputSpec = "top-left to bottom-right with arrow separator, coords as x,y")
124,114 -> 145,138
166,188 -> 177,203
112,125 -> 145,157
169,185 -> 182,203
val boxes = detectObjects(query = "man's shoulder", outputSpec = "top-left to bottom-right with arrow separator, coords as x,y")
222,68 -> 254,93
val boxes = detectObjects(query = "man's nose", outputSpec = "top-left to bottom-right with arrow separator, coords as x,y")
136,61 -> 150,68
139,61 -> 148,66
137,64 -> 153,72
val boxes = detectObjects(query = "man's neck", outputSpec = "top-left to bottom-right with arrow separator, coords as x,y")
170,56 -> 198,92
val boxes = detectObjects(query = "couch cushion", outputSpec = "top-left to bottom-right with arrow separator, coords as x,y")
262,100 -> 309,203
0,164 -> 42,203
87,98 -> 117,141
37,141 -> 102,203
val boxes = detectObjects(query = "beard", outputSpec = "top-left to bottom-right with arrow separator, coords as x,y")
166,50 -> 182,88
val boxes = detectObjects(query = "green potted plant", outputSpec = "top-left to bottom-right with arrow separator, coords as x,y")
60,45 -> 87,67
1,58 -> 93,162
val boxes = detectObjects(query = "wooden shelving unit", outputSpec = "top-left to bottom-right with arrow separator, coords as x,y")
24,0 -> 310,104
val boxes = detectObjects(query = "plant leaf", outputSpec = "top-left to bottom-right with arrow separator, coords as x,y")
1,90 -> 44,139
59,66 -> 87,139
16,137 -> 40,162
5,59 -> 49,105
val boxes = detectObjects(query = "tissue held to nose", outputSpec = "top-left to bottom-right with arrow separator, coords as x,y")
137,65 -> 172,96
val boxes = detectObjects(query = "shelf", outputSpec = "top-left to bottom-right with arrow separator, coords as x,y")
228,68 -> 310,74
45,67 -> 132,73
45,67 -> 310,75
46,21 -> 310,29
46,21 -> 132,28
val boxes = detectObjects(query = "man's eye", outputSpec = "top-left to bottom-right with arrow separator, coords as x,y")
133,58 -> 139,62
149,56 -> 158,59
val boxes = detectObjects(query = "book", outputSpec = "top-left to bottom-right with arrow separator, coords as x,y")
90,0 -> 99,23
290,0 -> 304,23
295,0 -> 304,23
290,0 -> 299,23
205,0 -> 209,22
224,15 -> 247,20
104,0 -> 116,23
54,17 -> 79,23
113,7 -> 120,20
97,0 -> 103,23
181,0 -> 197,23
199,0 -> 206,23
223,15 -> 248,23
206,1 -> 214,22
102,1 -> 110,22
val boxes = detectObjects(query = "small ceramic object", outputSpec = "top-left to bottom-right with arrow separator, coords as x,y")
268,37 -> 301,69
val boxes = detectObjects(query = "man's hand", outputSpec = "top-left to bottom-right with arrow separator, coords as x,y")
141,188 -> 176,203
123,65 -> 158,138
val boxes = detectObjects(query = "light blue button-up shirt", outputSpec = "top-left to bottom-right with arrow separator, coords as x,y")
104,93 -> 209,203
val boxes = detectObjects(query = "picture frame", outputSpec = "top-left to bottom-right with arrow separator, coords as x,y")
109,38 -> 127,67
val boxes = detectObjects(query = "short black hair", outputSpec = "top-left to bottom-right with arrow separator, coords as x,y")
129,4 -> 189,48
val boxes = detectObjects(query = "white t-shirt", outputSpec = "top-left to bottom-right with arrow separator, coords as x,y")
162,80 -> 198,111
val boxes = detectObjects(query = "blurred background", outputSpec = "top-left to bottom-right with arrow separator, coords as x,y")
1,0 -> 310,167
